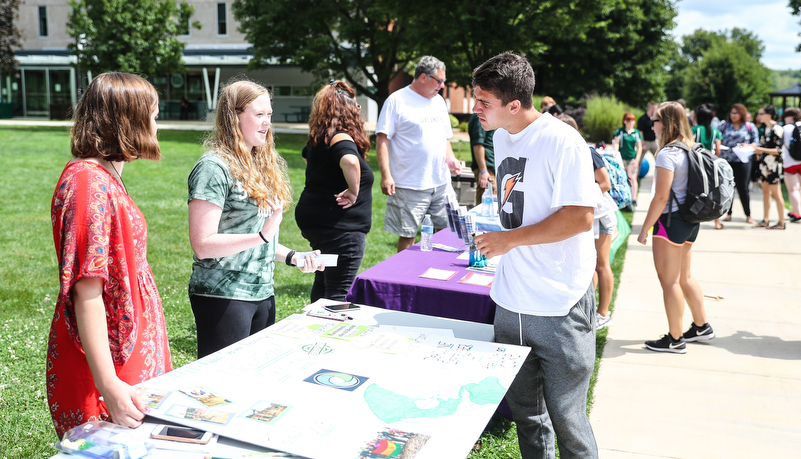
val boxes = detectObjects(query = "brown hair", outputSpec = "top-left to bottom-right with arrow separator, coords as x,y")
308,81 -> 370,159
728,103 -> 748,124
541,96 -> 555,108
784,107 -> 801,122
472,53 -> 536,110
71,72 -> 160,162
654,101 -> 693,149
622,111 -> 636,123
557,113 -> 578,130
205,79 -> 292,210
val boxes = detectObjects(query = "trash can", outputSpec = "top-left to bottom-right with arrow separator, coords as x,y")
0,103 -> 12,119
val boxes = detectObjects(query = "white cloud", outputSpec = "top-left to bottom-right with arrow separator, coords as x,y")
674,0 -> 800,69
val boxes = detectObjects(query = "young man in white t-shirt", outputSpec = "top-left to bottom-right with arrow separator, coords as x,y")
375,56 -> 462,252
473,53 -> 599,459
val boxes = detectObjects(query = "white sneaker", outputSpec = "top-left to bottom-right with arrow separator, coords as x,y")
596,312 -> 612,329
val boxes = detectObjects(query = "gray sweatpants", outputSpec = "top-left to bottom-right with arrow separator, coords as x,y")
494,285 -> 598,459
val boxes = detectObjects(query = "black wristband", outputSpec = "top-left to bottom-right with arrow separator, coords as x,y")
285,250 -> 296,266
258,231 -> 269,244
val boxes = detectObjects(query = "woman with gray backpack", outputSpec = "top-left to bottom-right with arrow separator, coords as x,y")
637,102 -> 715,353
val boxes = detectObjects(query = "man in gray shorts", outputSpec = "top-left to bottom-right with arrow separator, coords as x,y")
376,56 -> 462,252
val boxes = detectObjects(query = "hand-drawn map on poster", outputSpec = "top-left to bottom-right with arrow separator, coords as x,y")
139,307 -> 529,459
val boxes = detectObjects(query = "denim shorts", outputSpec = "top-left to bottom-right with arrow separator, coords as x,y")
598,219 -> 614,235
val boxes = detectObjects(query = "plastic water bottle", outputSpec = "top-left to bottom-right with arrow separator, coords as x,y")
420,214 -> 434,252
481,181 -> 495,217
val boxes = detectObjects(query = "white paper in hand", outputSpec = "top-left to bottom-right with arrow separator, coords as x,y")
732,145 -> 754,162
296,253 -> 338,269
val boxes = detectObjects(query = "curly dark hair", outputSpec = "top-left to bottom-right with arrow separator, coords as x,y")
307,81 -> 370,159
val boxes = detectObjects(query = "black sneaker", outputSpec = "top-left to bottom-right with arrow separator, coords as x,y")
645,334 -> 686,353
683,323 -> 715,342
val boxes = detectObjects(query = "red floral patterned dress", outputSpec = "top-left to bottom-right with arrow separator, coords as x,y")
47,161 -> 172,437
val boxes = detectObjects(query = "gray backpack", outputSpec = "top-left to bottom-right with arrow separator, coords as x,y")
667,141 -> 734,225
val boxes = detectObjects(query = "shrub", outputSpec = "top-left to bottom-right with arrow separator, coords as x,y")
449,114 -> 459,128
532,95 -> 544,111
458,121 -> 469,132
583,95 -> 630,143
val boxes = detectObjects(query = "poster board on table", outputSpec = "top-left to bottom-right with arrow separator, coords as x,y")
137,309 -> 530,459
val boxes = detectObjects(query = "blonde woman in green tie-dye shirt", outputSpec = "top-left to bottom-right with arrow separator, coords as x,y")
187,80 -> 323,359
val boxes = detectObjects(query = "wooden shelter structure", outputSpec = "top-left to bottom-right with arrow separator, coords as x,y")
770,84 -> 801,114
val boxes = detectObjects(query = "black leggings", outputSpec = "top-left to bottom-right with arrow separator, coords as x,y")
300,228 -> 367,303
190,295 -> 275,359
727,160 -> 751,217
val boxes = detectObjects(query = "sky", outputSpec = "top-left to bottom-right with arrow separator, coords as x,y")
674,0 -> 800,70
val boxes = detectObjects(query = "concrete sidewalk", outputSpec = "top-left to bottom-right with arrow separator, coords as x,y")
590,153 -> 801,458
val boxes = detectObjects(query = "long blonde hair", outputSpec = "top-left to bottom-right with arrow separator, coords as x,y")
655,101 -> 693,149
205,80 -> 292,210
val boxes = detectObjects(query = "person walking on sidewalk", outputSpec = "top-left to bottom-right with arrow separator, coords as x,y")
781,107 -> 801,223
637,102 -> 715,354
612,112 -> 643,207
638,101 -> 659,156
748,105 -> 786,230
719,103 -> 759,224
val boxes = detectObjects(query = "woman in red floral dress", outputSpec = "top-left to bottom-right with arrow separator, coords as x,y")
48,72 -> 172,437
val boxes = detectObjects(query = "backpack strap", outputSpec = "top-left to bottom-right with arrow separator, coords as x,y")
666,141 -> 690,152
662,141 -> 691,227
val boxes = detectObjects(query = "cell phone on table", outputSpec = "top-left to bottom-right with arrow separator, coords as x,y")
324,302 -> 360,312
150,424 -> 213,444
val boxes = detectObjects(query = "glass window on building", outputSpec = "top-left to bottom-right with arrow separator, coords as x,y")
292,86 -> 312,97
49,70 -> 72,105
38,6 -> 48,37
217,3 -> 227,35
178,11 -> 190,36
271,86 -> 291,96
24,70 -> 48,117
187,73 -> 205,100
152,76 -> 170,101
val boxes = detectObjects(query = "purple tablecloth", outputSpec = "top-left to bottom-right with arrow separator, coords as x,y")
346,230 -> 496,324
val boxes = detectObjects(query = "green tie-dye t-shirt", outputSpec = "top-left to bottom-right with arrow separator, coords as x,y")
187,152 -> 277,300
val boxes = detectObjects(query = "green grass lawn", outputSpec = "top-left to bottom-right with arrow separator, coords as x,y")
0,126 -> 630,459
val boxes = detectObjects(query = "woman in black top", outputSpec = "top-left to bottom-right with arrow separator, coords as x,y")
295,81 -> 374,302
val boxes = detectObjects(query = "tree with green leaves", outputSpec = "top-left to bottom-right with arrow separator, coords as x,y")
666,28 -> 770,110
683,40 -> 771,112
791,0 -> 801,52
233,0 -> 676,111
233,0 -> 421,111
67,0 -> 199,77
409,0 -> 597,91
534,0 -> 677,108
0,0 -> 22,75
